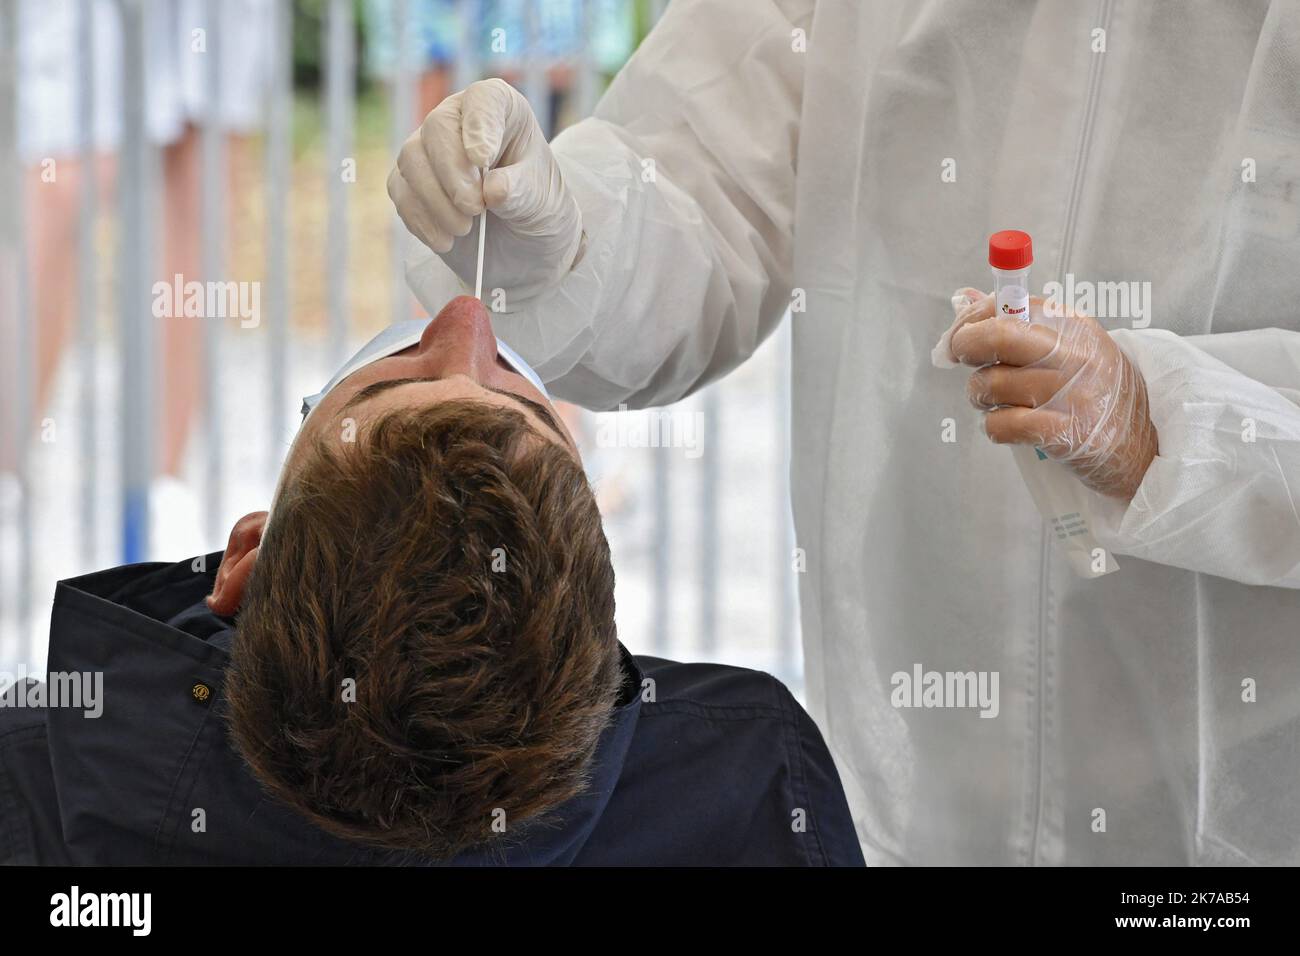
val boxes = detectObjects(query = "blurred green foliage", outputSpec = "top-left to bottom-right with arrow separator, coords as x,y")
291,0 -> 372,91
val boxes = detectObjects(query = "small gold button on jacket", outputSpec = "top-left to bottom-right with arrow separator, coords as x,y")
191,682 -> 211,703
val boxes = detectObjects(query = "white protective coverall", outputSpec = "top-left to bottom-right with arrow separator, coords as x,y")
406,0 -> 1300,864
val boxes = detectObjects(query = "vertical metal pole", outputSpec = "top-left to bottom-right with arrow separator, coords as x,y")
324,0 -> 354,368
266,0 -> 291,468
651,436 -> 670,656
454,0 -> 481,92
0,0 -> 34,656
775,315 -> 797,681
15,0 -> 31,653
200,0 -> 226,541
522,0 -> 548,136
0,0 -> 7,651
574,0 -> 600,119
76,0 -> 98,569
119,0 -> 154,563
389,0 -> 414,328
698,390 -> 719,658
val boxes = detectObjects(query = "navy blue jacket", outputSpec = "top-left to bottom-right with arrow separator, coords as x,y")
0,555 -> 864,866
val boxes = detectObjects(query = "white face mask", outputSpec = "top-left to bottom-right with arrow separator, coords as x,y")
299,319 -> 551,425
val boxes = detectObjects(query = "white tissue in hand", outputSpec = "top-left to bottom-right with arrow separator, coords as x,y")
931,293 -> 975,369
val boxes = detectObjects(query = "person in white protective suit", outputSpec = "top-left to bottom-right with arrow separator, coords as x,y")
388,0 -> 1300,865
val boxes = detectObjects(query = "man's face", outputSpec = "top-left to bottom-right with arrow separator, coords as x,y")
208,296 -> 582,617
287,296 -> 579,476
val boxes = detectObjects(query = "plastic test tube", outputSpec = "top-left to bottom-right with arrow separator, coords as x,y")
989,229 -> 1033,324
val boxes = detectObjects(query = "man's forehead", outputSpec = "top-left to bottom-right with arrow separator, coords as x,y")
302,376 -> 570,456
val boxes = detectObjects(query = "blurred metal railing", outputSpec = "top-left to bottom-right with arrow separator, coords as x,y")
266,0 -> 293,474
200,0 -> 226,541
118,0 -> 154,563
325,0 -> 353,372
0,0 -> 32,647
76,0 -> 99,568
1,0 -> 801,688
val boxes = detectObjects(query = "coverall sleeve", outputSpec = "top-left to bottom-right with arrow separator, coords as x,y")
476,0 -> 811,411
1091,327 -> 1300,588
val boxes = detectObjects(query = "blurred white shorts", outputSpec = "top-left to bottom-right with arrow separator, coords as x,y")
16,0 -> 273,162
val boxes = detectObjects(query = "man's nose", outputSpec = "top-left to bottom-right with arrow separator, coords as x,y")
417,295 -> 497,379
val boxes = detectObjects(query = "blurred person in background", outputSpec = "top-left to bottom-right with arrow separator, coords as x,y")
476,0 -> 641,134
9,0 -> 272,550
363,0 -> 459,122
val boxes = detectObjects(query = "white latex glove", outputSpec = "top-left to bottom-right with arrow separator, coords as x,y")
387,78 -> 584,303
946,292 -> 1160,501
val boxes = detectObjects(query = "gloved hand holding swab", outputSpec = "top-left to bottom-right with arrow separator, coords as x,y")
390,79 -> 585,304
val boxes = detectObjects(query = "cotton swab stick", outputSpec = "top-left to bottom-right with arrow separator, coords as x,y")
474,167 -> 488,300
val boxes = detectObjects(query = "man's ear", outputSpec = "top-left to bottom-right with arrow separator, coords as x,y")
206,511 -> 268,617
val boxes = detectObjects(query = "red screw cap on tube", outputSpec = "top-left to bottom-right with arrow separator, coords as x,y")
989,230 -> 1033,270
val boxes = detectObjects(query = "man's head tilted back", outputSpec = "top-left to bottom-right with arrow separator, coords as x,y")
216,297 -> 622,860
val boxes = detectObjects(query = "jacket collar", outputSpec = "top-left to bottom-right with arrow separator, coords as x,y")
45,554 -> 643,865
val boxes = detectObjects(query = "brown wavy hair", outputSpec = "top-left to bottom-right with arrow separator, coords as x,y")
225,399 -> 621,860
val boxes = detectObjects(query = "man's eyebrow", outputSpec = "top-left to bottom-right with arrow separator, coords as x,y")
338,376 -> 569,445
339,376 -> 430,414
484,387 -> 569,447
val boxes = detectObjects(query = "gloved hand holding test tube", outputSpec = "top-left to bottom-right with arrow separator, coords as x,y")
932,230 -> 1154,578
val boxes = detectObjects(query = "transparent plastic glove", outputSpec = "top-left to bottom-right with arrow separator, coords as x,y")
947,293 -> 1160,501
386,78 -> 584,302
